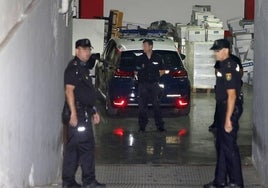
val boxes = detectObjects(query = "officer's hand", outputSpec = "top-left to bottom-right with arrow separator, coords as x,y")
92,113 -> 100,125
224,119 -> 233,133
69,114 -> 78,127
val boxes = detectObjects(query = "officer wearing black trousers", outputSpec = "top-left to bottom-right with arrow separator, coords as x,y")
204,39 -> 244,188
62,39 -> 106,188
209,54 -> 243,132
135,39 -> 166,132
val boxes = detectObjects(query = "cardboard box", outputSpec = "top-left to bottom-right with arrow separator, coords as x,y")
193,75 -> 216,89
185,41 -> 216,88
192,5 -> 211,12
205,21 -> 223,28
177,25 -> 188,39
186,28 -> 206,42
234,33 -> 253,40
206,17 -> 221,22
235,39 -> 252,48
227,17 -> 244,32
194,12 -> 212,21
206,28 -> 224,41
244,26 -> 254,33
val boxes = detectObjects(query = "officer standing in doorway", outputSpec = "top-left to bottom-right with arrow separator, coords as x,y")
62,39 -> 106,188
135,39 -> 166,133
204,39 -> 244,188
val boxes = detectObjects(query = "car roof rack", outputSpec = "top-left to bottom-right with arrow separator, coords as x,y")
119,29 -> 168,38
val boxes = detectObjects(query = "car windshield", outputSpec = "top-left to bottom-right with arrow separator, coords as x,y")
119,50 -> 183,70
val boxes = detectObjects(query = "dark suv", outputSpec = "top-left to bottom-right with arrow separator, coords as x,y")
95,36 -> 191,116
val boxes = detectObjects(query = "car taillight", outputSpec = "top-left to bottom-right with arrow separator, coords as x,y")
113,128 -> 124,136
113,98 -> 127,108
114,69 -> 134,78
170,70 -> 188,78
176,98 -> 188,108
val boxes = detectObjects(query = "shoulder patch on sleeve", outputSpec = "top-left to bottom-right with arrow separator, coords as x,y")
236,64 -> 240,72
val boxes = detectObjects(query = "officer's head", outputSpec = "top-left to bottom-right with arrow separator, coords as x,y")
75,38 -> 93,62
210,39 -> 230,61
143,39 -> 153,54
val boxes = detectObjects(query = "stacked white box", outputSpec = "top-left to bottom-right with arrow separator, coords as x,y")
186,27 -> 206,42
192,5 -> 211,12
192,12 -> 213,25
205,21 -> 223,28
185,41 -> 216,89
233,33 -> 253,61
227,17 -> 245,33
206,28 -> 224,41
206,17 -> 221,22
191,5 -> 211,26
235,33 -> 252,40
176,25 -> 188,39
244,24 -> 254,33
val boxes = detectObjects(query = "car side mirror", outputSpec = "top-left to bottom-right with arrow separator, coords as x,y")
179,53 -> 186,61
91,53 -> 100,60
86,53 -> 100,69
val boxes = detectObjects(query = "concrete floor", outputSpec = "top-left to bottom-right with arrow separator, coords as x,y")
94,85 -> 253,165
36,85 -> 262,187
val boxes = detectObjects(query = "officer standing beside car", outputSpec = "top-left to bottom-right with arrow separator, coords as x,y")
204,39 -> 244,188
209,54 -> 243,132
62,38 -> 106,188
134,39 -> 166,133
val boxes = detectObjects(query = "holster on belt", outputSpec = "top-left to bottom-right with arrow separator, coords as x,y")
231,92 -> 244,123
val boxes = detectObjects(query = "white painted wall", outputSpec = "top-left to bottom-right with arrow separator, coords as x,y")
253,0 -> 268,186
72,19 -> 105,84
0,0 -> 33,43
0,0 -> 72,187
104,0 -> 244,29
72,19 -> 105,55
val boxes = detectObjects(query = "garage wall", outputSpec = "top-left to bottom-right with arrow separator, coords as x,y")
104,0 -> 244,29
0,0 -> 72,187
253,0 -> 268,186
0,0 -> 33,44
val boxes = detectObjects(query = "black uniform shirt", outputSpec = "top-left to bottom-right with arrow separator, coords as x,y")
215,57 -> 241,101
64,57 -> 96,106
135,53 -> 164,83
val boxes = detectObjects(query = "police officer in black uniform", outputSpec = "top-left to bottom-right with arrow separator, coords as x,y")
135,39 -> 166,132
204,39 -> 244,188
209,54 -> 243,132
62,39 -> 106,188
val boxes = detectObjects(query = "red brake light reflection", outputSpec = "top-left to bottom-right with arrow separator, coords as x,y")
113,98 -> 127,108
113,128 -> 124,136
178,128 -> 187,136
